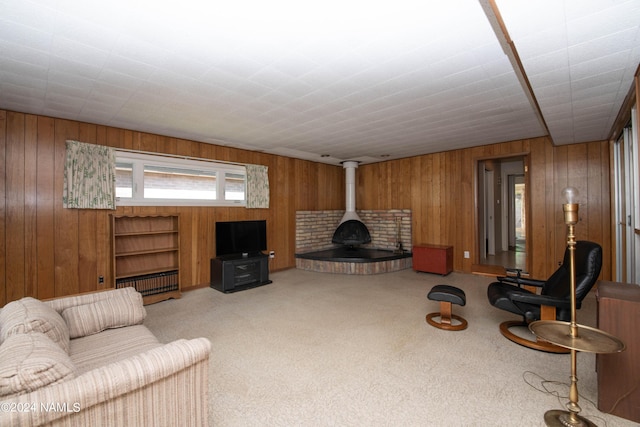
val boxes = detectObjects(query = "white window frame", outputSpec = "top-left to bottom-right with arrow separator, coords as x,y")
115,150 -> 246,207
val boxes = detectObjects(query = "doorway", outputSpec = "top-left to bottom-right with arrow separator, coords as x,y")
476,156 -> 528,272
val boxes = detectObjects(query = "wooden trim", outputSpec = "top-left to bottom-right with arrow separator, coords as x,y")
608,63 -> 639,142
471,264 -> 506,276
471,152 -> 531,274
484,1 -> 550,137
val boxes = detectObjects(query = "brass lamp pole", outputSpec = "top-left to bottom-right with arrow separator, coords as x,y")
529,187 -> 624,427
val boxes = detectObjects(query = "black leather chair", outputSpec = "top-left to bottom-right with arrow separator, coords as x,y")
487,241 -> 602,352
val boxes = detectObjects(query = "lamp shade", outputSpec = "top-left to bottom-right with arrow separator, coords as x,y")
562,187 -> 579,204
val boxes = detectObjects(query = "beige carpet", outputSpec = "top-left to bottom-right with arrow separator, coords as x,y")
144,268 -> 634,427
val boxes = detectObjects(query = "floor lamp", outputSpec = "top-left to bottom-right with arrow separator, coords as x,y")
530,187 -> 625,427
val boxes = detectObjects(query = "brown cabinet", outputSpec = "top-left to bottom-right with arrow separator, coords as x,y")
596,281 -> 640,423
112,214 -> 181,305
412,244 -> 453,275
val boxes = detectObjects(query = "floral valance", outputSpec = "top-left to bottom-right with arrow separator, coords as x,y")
246,164 -> 269,209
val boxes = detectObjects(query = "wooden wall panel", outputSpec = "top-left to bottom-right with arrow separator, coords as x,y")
0,109 -> 615,303
358,137 -> 613,279
0,111 -> 5,307
0,110 -> 345,303
54,119 -> 80,297
36,117 -> 56,299
25,115 -> 38,298
273,156 -> 292,266
542,139 -> 557,276
460,148 -> 474,272
316,162 -> 343,210
6,112 -> 26,303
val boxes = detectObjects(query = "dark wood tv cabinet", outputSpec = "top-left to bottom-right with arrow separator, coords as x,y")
210,253 -> 271,293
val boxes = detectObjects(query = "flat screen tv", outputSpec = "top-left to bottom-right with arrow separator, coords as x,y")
215,220 -> 267,257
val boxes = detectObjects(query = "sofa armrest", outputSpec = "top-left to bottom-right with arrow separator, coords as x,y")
44,287 -> 140,314
0,337 -> 211,427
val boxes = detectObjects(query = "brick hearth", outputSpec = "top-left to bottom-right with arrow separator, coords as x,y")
295,209 -> 412,253
295,209 -> 413,275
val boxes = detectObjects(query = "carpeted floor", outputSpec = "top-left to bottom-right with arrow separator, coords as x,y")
144,268 -> 634,427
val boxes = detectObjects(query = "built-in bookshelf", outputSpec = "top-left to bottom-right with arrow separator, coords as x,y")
112,214 -> 181,304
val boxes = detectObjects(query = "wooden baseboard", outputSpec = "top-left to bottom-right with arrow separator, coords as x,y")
471,264 -> 506,277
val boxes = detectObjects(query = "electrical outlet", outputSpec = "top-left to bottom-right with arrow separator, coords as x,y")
98,275 -> 104,284
269,251 -> 275,258
463,251 -> 470,259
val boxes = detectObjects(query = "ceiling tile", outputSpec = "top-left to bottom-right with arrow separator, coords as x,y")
0,0 -> 638,163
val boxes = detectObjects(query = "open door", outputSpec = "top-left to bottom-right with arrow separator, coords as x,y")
474,155 -> 528,274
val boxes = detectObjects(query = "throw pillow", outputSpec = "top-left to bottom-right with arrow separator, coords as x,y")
61,290 -> 146,338
0,332 -> 75,397
0,297 -> 70,354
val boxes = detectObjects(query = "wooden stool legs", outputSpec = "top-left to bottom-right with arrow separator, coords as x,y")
426,301 -> 468,331
499,320 -> 569,353
426,285 -> 467,331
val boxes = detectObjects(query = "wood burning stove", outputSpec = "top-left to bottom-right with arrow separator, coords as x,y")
332,219 -> 372,246
332,161 -> 372,247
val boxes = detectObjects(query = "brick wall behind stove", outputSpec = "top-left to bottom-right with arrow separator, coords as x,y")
296,209 -> 412,253
295,210 -> 343,253
360,210 -> 412,251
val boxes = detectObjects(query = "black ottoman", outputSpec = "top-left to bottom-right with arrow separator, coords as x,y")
426,284 -> 467,331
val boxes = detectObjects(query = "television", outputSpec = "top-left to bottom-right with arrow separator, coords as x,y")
215,220 -> 267,258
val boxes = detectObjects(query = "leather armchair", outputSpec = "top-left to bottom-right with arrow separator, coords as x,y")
487,240 -> 602,352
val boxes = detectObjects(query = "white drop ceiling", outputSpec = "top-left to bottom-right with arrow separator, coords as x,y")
1,0 -> 639,164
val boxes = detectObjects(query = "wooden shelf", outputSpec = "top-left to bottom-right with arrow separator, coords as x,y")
112,214 -> 181,304
114,230 -> 178,237
115,267 -> 179,280
115,248 -> 178,257
142,290 -> 182,305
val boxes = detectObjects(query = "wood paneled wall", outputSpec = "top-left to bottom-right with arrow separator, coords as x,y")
0,110 -> 345,306
1,109 -> 614,306
358,137 -> 612,280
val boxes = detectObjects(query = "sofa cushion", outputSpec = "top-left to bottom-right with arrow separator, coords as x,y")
45,286 -> 141,315
61,290 -> 146,338
0,297 -> 70,354
0,332 -> 75,397
70,325 -> 161,374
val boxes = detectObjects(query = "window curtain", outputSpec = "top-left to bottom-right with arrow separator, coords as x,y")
246,164 -> 269,208
63,140 -> 116,210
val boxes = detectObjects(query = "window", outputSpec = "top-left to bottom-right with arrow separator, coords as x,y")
115,151 -> 246,206
612,105 -> 639,284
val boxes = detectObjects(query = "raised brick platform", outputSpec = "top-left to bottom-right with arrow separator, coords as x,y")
295,248 -> 412,275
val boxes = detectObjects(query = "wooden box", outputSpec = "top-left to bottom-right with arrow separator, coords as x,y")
412,244 -> 453,275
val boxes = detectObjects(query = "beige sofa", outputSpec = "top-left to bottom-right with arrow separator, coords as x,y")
0,287 -> 211,427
